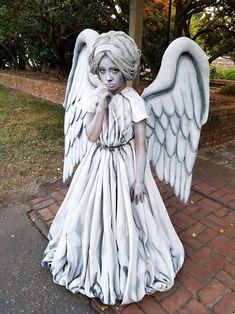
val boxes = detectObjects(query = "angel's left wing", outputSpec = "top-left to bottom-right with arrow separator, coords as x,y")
63,29 -> 100,182
142,37 -> 209,203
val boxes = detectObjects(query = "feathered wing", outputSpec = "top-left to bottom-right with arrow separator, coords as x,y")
142,37 -> 209,203
63,29 -> 100,182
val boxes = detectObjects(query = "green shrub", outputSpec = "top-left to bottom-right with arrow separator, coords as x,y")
210,65 -> 217,79
219,83 -> 235,96
216,68 -> 235,80
226,71 -> 235,80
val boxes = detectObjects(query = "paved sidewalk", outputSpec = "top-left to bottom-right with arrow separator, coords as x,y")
29,141 -> 235,314
0,204 -> 95,314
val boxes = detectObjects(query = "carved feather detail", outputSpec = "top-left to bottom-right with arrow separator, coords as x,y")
142,37 -> 209,203
63,29 -> 100,182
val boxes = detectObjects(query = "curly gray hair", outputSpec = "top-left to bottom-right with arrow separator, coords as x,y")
88,31 -> 141,81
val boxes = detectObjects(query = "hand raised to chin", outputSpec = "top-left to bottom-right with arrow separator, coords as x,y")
98,87 -> 113,109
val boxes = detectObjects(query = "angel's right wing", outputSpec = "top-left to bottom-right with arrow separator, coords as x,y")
63,29 -> 100,182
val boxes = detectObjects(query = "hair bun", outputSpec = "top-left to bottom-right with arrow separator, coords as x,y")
89,31 -> 141,81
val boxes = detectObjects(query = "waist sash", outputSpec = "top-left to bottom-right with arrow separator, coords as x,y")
96,137 -> 134,151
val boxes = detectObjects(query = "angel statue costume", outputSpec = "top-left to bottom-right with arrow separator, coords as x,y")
42,29 -> 209,305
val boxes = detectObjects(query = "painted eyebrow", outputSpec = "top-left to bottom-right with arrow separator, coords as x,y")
98,66 -> 119,70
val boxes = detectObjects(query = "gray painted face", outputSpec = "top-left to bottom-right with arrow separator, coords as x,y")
98,55 -> 126,94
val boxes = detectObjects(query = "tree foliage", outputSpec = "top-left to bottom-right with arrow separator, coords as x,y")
175,0 -> 235,63
143,0 -> 170,74
0,0 -> 234,76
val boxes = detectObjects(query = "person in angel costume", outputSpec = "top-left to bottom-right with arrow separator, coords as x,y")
42,29 -> 209,305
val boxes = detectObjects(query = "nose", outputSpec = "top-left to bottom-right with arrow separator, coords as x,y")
105,71 -> 112,82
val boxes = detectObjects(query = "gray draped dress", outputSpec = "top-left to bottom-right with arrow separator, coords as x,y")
42,87 -> 184,305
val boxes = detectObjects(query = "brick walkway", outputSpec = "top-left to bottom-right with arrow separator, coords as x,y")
29,144 -> 235,314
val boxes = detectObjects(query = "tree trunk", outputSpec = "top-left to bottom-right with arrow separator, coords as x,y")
209,50 -> 230,63
0,42 -> 18,66
183,18 -> 191,38
174,0 -> 184,38
141,43 -> 158,76
18,57 -> 26,70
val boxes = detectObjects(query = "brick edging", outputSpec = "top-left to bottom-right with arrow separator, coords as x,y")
0,70 -> 66,104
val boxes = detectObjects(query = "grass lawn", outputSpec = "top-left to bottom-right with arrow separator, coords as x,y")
0,85 -> 64,205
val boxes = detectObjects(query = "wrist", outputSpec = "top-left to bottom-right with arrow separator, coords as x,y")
96,103 -> 107,112
135,180 -> 144,184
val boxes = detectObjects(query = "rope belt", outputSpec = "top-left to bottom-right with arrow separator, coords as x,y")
96,137 -> 134,151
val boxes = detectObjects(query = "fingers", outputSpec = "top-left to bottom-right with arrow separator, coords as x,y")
130,186 -> 134,202
100,87 -> 112,96
140,192 -> 144,203
132,192 -> 146,204
130,182 -> 147,205
135,194 -> 140,205
99,88 -> 112,105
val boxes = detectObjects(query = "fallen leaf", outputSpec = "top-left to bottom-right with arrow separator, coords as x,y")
219,229 -> 225,234
192,233 -> 197,238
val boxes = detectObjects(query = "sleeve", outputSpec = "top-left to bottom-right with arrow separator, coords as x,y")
75,89 -> 99,113
125,89 -> 148,122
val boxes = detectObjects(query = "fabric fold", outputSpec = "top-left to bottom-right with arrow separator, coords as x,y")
42,87 -> 184,305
